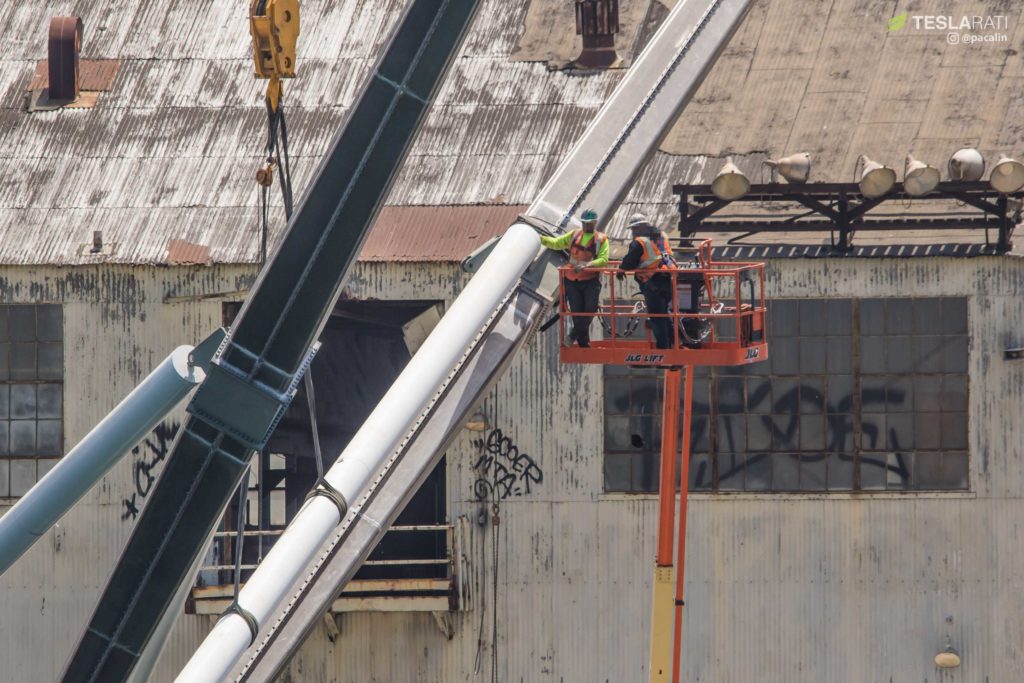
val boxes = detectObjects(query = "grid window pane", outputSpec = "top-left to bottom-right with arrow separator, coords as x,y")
689,452 -> 713,490
0,305 -> 64,497
826,452 -> 855,491
826,336 -> 852,373
859,454 -> 888,490
859,300 -> 886,335
38,342 -> 62,380
771,301 -> 799,336
718,377 -> 744,413
11,421 -> 36,455
799,338 -> 827,374
886,299 -> 914,335
941,298 -> 968,334
37,384 -> 61,418
604,454 -> 632,492
11,385 -> 35,419
799,301 -> 828,336
860,337 -> 886,373
9,306 -> 35,342
38,420 -> 62,455
914,452 -> 968,489
744,454 -> 772,491
800,455 -> 827,491
603,297 -> 968,493
10,343 -> 36,380
773,455 -> 800,491
36,306 -> 62,342
887,452 -> 913,490
748,415 -> 772,451
10,459 -> 35,496
799,378 -> 825,414
826,300 -> 852,335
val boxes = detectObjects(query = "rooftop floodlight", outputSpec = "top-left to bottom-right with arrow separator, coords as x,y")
763,152 -> 811,183
903,155 -> 940,196
989,154 -> 1024,194
948,147 -> 986,181
710,159 -> 750,201
857,155 -> 896,198
934,641 -> 962,669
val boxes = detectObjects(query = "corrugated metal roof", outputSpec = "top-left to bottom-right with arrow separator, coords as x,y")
359,205 -> 526,262
1,0 -> 1022,265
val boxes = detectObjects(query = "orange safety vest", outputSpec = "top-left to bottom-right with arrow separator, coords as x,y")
565,229 -> 607,281
633,231 -> 675,282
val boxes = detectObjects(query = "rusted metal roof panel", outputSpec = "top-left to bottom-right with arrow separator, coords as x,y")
359,205 -> 526,262
27,59 -> 121,92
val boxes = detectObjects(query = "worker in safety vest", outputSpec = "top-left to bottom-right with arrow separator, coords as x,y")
540,209 -> 609,347
618,213 -> 677,349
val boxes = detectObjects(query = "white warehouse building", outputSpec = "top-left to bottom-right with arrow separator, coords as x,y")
1,0 -> 1023,681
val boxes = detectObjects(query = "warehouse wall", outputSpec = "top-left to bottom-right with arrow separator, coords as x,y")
0,264 -> 254,683
2,255 -> 1022,682
275,257 -> 1023,682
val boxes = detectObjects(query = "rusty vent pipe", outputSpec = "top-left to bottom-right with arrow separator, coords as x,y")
48,16 -> 82,101
574,0 -> 619,68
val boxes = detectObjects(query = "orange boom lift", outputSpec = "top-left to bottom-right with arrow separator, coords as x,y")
558,238 -> 769,682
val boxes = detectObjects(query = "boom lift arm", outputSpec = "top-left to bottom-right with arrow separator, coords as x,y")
57,2 -> 484,682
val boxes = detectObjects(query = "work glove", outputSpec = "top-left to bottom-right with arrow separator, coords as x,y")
615,271 -> 626,281
572,264 -> 585,274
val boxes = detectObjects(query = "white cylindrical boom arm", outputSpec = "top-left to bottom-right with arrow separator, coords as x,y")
177,223 -> 541,682
0,345 -> 205,575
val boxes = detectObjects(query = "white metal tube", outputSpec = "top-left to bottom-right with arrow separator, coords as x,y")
0,345 -> 204,575
177,223 -> 541,682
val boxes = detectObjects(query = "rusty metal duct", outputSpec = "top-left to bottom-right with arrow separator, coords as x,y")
574,0 -> 619,68
48,16 -> 82,101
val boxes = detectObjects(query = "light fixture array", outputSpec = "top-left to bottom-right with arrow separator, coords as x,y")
707,148 -> 1024,201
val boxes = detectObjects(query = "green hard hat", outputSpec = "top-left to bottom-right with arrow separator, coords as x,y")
581,209 -> 598,222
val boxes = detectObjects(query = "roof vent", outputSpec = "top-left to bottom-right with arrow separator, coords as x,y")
48,16 -> 82,102
574,0 -> 620,69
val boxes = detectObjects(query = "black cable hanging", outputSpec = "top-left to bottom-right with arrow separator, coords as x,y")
258,97 -> 296,264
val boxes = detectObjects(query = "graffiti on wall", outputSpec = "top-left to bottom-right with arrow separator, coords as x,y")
471,428 -> 543,501
620,378 -> 913,489
121,421 -> 180,521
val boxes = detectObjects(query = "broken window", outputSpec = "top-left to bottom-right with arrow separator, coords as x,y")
194,300 -> 453,609
604,297 -> 969,493
0,304 -> 63,497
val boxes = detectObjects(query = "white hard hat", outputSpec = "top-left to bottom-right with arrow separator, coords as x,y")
627,213 -> 651,230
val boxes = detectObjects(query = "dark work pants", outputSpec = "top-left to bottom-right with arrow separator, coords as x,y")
563,277 -> 601,345
641,277 -> 674,349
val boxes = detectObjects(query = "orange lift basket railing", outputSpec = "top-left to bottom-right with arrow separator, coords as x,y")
557,238 -> 769,683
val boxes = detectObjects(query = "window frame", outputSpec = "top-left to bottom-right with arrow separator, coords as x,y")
603,297 -> 970,494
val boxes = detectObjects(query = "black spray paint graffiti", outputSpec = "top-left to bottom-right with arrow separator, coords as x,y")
621,380 -> 910,488
708,382 -> 907,487
471,428 -> 543,501
121,421 -> 180,521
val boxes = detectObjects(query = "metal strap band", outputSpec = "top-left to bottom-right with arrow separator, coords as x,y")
304,478 -> 349,519
221,603 -> 260,647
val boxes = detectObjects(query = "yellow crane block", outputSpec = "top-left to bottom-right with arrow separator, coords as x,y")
249,0 -> 300,111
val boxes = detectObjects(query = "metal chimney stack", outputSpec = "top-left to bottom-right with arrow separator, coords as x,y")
48,16 -> 82,101
574,0 -> 620,69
